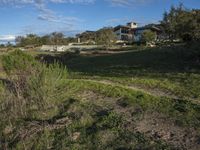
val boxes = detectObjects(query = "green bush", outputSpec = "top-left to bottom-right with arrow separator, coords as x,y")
26,62 -> 68,112
1,50 -> 68,119
2,49 -> 37,76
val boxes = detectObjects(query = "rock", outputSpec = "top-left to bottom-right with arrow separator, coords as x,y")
72,132 -> 81,141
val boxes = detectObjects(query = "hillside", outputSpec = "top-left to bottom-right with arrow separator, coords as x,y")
0,44 -> 200,150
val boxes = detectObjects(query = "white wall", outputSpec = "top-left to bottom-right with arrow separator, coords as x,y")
40,45 -> 100,52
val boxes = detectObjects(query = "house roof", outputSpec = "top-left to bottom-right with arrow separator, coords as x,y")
134,25 -> 161,32
114,25 -> 131,31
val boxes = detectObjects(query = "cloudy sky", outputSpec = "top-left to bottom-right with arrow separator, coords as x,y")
0,0 -> 199,42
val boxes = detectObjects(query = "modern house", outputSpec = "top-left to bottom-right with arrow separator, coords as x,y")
114,22 -> 163,43
114,22 -> 138,43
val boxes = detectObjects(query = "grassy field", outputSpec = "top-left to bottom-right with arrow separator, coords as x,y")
0,43 -> 200,150
39,43 -> 200,101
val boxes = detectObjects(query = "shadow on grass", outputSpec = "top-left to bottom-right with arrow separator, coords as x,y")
37,44 -> 200,78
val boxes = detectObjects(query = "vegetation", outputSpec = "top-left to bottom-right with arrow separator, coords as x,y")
15,27 -> 117,48
15,33 -> 77,47
161,3 -> 200,41
0,3 -> 200,150
1,39 -> 200,149
141,30 -> 157,44
95,27 -> 117,48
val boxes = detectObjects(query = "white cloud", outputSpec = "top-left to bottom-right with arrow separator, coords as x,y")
0,35 -> 16,41
0,0 -> 156,7
0,0 -> 158,36
0,0 -> 95,5
0,0 -> 86,24
107,0 -> 156,7
50,0 -> 95,4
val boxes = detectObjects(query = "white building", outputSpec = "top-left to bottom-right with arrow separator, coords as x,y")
114,22 -> 138,43
114,22 -> 163,43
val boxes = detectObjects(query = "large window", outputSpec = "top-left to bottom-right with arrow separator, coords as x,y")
121,35 -> 129,41
121,28 -> 129,34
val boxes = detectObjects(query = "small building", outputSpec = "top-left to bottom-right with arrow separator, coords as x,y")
114,22 -> 138,43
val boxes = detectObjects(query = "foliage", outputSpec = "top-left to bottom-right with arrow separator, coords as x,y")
16,34 -> 41,47
141,29 -> 157,43
0,44 -> 5,48
161,3 -> 200,41
2,49 -> 38,99
77,28 -> 117,47
26,62 -> 68,112
1,44 -> 200,149
16,32 -> 77,47
77,31 -> 96,43
0,50 -> 68,120
95,27 -> 117,48
2,49 -> 37,76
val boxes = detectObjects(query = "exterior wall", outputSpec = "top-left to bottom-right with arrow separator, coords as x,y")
134,29 -> 144,42
40,45 -> 100,52
127,22 -> 138,29
114,27 -> 133,42
114,28 -> 121,41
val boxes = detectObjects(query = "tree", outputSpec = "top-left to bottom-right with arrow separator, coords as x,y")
95,27 -> 117,49
79,31 -> 96,43
40,35 -> 51,45
141,30 -> 157,44
63,37 -> 77,44
15,34 -> 41,47
50,32 -> 64,45
0,44 -> 5,48
161,3 -> 200,41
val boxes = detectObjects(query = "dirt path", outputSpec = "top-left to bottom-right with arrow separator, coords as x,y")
71,79 -> 200,105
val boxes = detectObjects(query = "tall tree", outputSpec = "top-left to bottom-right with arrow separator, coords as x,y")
50,32 -> 64,45
95,27 -> 117,48
161,3 -> 200,41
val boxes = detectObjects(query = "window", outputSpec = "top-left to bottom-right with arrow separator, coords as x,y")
121,28 -> 129,34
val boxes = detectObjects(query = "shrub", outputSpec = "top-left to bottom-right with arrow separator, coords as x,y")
26,62 -> 68,111
2,49 -> 37,76
1,50 -> 68,119
141,30 -> 157,44
2,50 -> 38,98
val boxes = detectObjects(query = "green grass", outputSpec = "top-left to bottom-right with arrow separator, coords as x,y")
1,44 -> 200,150
5,78 -> 200,149
66,79 -> 200,128
56,44 -> 200,100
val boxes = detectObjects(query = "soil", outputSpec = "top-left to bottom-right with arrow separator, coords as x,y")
135,112 -> 200,150
76,90 -> 200,150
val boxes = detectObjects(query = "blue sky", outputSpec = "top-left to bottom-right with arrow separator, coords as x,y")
0,0 -> 199,42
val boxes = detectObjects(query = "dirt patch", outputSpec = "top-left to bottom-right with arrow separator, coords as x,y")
77,90 -> 116,108
76,79 -> 200,105
135,112 -> 200,150
17,116 -> 72,140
